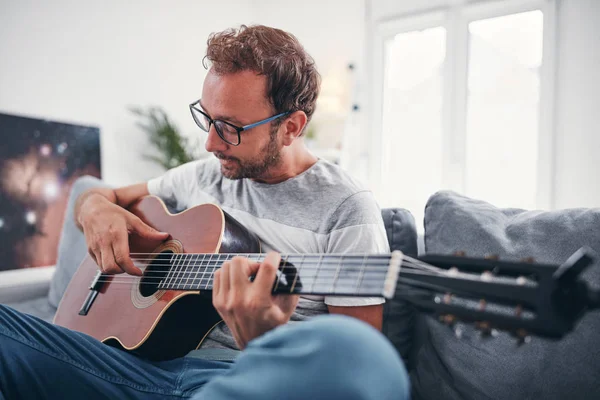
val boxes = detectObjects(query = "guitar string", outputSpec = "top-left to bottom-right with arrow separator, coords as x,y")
91,259 -> 454,289
92,264 -> 532,293
95,259 -> 438,280
85,275 -> 497,301
91,257 -> 453,281
122,253 -> 439,273
93,274 -> 422,288
83,248 -> 531,291
93,257 -> 437,278
128,255 -> 444,276
120,258 -> 531,284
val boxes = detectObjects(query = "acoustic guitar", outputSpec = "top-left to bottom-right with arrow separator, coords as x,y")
54,196 -> 600,361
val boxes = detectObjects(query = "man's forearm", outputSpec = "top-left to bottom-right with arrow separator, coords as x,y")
74,183 -> 150,231
327,304 -> 384,331
74,188 -> 117,231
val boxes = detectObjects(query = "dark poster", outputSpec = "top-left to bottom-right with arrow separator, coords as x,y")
0,112 -> 101,271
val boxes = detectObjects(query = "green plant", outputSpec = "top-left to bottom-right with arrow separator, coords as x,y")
129,106 -> 204,170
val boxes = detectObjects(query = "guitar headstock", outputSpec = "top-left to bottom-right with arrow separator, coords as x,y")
396,247 -> 599,341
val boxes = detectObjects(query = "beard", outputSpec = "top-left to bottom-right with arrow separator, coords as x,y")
214,129 -> 282,180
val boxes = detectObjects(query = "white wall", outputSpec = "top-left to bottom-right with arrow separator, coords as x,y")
250,0 -> 366,155
0,0 -> 365,186
0,0 -> 255,185
368,0 -> 600,209
553,0 -> 600,209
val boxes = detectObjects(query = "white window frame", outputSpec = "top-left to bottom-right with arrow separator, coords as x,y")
368,0 -> 557,209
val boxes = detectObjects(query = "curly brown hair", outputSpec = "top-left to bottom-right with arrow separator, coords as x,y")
204,25 -> 321,128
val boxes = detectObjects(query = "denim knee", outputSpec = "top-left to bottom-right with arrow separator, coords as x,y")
251,314 -> 410,400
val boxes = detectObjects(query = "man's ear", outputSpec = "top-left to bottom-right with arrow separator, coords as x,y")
280,111 -> 308,146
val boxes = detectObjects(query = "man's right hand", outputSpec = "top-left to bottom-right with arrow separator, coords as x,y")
77,193 -> 169,275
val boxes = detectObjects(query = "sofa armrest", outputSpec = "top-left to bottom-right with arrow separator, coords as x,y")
0,266 -> 55,304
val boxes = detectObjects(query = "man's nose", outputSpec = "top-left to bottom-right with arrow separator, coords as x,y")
204,125 -> 228,153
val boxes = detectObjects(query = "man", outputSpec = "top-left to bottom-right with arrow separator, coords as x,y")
0,25 -> 408,399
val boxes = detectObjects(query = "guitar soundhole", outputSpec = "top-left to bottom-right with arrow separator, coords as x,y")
139,251 -> 174,297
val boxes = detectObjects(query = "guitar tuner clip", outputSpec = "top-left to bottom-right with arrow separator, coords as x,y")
552,247 -> 600,311
553,247 -> 597,283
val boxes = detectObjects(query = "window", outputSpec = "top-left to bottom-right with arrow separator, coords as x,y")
465,10 -> 543,210
380,26 -> 446,228
370,0 -> 555,230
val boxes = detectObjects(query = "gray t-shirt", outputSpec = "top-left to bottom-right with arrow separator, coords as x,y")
147,157 -> 389,350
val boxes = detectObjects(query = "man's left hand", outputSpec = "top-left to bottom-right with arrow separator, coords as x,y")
212,252 -> 299,349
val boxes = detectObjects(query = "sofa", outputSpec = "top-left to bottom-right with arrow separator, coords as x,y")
1,176 -> 599,400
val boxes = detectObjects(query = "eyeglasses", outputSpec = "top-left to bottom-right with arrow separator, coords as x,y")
189,100 -> 289,146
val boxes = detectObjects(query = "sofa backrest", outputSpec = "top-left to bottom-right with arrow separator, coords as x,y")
413,190 -> 600,400
380,208 -> 420,367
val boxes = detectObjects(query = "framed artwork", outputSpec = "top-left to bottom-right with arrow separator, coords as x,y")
0,112 -> 101,271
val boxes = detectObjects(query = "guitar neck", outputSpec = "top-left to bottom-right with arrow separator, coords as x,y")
148,252 -> 402,298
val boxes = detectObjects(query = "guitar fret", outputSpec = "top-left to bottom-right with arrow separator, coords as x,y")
193,254 -> 204,290
290,254 -> 305,294
212,254 -> 223,289
194,254 -> 207,290
167,253 -> 182,289
331,255 -> 344,294
355,255 -> 368,295
205,254 -> 216,290
273,254 -> 289,293
199,254 -> 209,289
177,255 -> 185,290
310,254 -> 324,293
179,254 -> 191,289
184,254 -> 194,289
158,253 -> 175,289
172,254 -> 183,289
181,254 -> 192,289
163,253 -> 174,288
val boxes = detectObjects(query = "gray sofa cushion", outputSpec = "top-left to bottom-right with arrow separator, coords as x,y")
47,176 -> 110,309
5,296 -> 57,323
380,208 -> 419,366
412,190 -> 600,400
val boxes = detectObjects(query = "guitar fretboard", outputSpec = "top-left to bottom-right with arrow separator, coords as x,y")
140,252 -> 402,298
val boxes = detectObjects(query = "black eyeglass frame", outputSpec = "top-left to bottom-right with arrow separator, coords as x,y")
189,100 -> 290,146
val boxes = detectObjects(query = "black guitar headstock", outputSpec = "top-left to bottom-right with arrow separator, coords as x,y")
396,247 -> 599,341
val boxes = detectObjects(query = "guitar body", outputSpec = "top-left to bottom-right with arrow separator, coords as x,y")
54,196 -> 261,361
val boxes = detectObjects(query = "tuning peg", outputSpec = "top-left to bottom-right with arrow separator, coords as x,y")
443,293 -> 453,304
454,324 -> 464,339
484,254 -> 499,260
439,314 -> 456,326
515,304 -> 523,317
475,321 -> 493,337
511,328 -> 531,345
479,299 -> 487,311
453,251 -> 466,257
481,271 -> 494,281
521,257 -> 535,263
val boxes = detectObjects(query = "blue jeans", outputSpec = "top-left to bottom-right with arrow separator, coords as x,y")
0,305 -> 409,399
